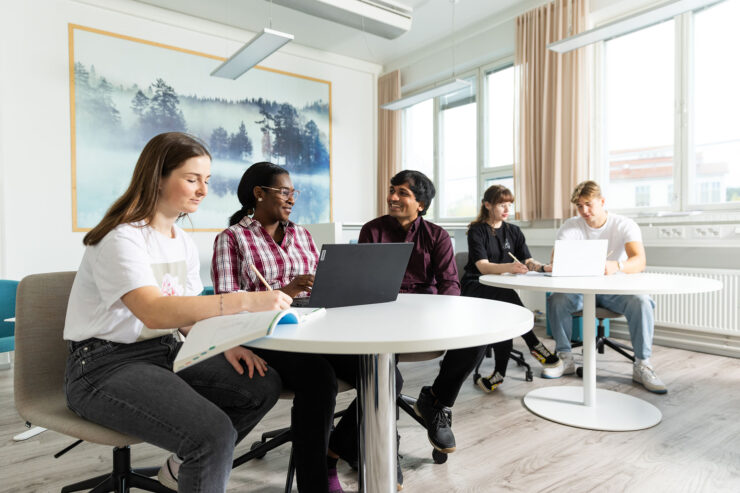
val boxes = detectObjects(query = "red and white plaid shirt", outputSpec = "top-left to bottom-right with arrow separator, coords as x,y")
211,217 -> 319,295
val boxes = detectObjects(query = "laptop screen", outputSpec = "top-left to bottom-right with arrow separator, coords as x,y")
550,239 -> 608,277
293,243 -> 413,308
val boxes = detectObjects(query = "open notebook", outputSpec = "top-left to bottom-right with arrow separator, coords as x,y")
174,307 -> 325,372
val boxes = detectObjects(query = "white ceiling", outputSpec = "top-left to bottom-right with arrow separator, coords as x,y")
133,0 -> 537,66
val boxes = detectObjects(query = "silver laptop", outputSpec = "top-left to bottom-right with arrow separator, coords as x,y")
549,239 -> 608,277
291,243 -> 413,308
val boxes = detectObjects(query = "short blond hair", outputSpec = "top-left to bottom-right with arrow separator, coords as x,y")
571,180 -> 602,204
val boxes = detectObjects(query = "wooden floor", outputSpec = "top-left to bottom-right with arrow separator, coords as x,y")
2,330 -> 740,492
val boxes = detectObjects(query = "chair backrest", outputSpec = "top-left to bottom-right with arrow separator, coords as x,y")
13,271 -> 145,446
454,251 -> 468,282
14,272 -> 77,414
0,279 -> 19,344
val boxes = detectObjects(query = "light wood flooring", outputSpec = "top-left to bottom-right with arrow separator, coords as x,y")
2,330 -> 740,492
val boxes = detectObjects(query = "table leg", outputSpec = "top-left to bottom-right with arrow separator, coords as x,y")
582,293 -> 596,406
358,353 -> 396,493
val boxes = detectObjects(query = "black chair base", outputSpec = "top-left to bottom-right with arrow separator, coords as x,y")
573,318 -> 635,377
473,346 -> 534,384
61,446 -> 174,493
232,408 -> 350,493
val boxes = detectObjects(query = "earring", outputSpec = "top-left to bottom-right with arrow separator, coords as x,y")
258,198 -> 263,202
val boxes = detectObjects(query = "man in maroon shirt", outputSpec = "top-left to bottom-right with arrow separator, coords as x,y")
359,170 -> 487,462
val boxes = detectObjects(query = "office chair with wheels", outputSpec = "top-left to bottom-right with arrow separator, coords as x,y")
452,252 -> 534,385
572,307 -> 632,378
14,272 -> 174,493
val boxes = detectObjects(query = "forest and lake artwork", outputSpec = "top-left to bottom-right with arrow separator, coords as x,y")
70,25 -> 332,230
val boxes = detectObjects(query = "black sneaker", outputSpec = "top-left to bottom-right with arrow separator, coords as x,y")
530,342 -> 560,368
413,386 -> 456,453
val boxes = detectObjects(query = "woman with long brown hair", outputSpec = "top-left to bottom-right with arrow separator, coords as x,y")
64,132 -> 287,492
461,185 -> 560,390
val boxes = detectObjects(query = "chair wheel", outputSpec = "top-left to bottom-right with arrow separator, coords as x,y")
576,367 -> 583,378
525,370 -> 533,382
250,441 -> 267,459
432,449 -> 448,464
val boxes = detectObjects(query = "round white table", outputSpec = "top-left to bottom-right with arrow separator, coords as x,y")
249,293 -> 533,493
479,273 -> 722,432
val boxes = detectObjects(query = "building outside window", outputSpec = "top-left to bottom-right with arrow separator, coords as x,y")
599,0 -> 740,213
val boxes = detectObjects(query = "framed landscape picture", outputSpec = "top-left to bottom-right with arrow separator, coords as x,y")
69,24 -> 332,231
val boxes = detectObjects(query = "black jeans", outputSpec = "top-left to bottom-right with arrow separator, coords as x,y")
252,348 -> 360,493
65,335 -> 281,493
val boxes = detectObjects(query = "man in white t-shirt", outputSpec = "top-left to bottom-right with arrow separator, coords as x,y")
544,181 -> 666,394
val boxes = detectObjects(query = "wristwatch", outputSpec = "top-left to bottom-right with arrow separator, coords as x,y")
617,260 -> 624,272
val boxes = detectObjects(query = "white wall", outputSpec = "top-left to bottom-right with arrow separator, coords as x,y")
0,0 -> 381,283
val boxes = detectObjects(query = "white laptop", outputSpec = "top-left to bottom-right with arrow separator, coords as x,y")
548,239 -> 608,277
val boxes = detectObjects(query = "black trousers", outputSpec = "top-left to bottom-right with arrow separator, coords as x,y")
461,281 -> 539,376
252,348 -> 360,493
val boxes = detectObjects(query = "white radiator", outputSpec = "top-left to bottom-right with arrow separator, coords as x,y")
645,267 -> 740,336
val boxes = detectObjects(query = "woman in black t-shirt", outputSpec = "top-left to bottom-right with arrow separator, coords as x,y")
461,185 -> 561,391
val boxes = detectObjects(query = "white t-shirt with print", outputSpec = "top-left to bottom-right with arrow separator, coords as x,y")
64,222 -> 203,343
556,212 -> 643,263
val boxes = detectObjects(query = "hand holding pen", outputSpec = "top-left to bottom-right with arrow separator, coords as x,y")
506,252 -> 529,274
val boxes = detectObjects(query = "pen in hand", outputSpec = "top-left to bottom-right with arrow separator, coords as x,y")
508,252 -> 522,264
250,264 -> 272,291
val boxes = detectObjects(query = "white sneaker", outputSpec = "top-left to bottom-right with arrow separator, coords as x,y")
157,454 -> 181,490
541,352 -> 575,378
633,362 -> 667,394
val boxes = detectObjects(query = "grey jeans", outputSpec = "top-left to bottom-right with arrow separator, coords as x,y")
65,335 -> 281,493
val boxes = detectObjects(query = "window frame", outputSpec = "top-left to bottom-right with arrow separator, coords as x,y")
400,58 -> 517,224
594,2 -> 740,216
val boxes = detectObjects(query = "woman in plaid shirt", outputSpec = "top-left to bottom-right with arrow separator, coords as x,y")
212,162 -> 358,493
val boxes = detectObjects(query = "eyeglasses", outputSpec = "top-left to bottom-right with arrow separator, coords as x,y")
260,186 -> 300,199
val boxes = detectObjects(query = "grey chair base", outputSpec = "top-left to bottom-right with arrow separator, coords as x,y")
60,446 -> 174,493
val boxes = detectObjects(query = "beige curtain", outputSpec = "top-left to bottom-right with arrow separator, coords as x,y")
516,0 -> 590,221
377,70 -> 402,216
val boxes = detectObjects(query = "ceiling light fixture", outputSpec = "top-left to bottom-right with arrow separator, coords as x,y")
211,27 -> 294,79
380,78 -> 472,110
548,0 -> 724,53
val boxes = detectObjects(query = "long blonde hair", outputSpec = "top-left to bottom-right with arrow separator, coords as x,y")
83,132 -> 210,245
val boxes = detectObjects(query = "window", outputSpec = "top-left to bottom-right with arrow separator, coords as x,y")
599,0 -> 740,213
485,66 -> 515,170
603,20 -> 675,210
401,99 -> 433,178
635,185 -> 650,207
400,62 -> 516,222
691,0 -> 740,206
438,79 -> 477,218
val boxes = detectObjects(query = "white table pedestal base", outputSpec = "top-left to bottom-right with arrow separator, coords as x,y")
523,386 -> 662,431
